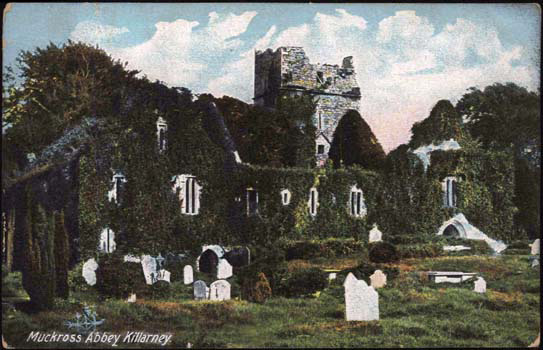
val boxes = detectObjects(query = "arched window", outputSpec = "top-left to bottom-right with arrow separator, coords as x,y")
442,176 -> 460,208
246,188 -> 259,216
156,116 -> 168,153
349,185 -> 367,217
280,189 -> 291,205
108,172 -> 126,204
308,187 -> 319,217
172,174 -> 201,215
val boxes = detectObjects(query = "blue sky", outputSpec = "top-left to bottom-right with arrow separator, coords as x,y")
3,3 -> 540,151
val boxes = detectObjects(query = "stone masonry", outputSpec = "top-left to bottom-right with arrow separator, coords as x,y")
254,47 -> 361,166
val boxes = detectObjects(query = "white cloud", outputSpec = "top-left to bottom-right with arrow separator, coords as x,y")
70,21 -> 129,45
377,11 -> 434,45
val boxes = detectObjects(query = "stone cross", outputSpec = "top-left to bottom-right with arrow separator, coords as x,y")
193,280 -> 208,300
141,255 -> 158,285
82,258 -> 98,286
217,259 -> 233,279
474,277 -> 486,293
531,239 -> 540,255
368,224 -> 383,243
183,265 -> 194,285
209,280 -> 231,301
370,270 -> 387,289
344,273 -> 379,321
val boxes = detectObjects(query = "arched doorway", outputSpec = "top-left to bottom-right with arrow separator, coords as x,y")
443,224 -> 460,237
199,249 -> 219,274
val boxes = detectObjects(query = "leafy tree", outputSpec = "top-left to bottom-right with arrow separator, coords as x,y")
409,100 -> 464,148
328,109 -> 385,170
456,83 -> 540,239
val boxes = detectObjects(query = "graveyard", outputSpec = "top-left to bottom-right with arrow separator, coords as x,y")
2,238 -> 540,348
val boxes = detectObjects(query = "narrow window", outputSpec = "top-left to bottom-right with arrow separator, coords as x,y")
318,112 -> 322,130
317,145 -> 325,154
247,188 -> 259,216
317,71 -> 324,83
349,185 -> 366,217
308,187 -> 318,216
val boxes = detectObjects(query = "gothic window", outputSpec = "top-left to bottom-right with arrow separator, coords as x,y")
98,227 -> 116,253
156,116 -> 168,153
246,188 -> 259,216
442,176 -> 460,208
308,187 -> 319,217
349,185 -> 367,217
108,172 -> 126,204
172,174 -> 201,215
280,189 -> 291,205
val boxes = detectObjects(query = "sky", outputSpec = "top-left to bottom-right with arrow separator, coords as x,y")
3,3 -> 540,152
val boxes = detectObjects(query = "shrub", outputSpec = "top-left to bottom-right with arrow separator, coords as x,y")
278,267 -> 327,297
241,272 -> 272,303
285,241 -> 321,260
68,261 -> 91,293
95,254 -> 146,298
237,244 -> 288,294
369,242 -> 399,263
283,238 -> 364,260
397,243 -> 443,259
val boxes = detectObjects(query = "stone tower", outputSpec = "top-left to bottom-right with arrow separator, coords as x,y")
254,47 -> 361,166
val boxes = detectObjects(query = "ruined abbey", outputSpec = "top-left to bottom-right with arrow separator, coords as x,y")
255,47 -> 361,166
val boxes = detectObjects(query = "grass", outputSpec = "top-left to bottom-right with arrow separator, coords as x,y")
2,253 -> 540,348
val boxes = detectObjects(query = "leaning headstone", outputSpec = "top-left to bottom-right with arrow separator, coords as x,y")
368,224 -> 383,243
531,239 -> 540,255
126,293 -> 137,303
217,259 -> 233,279
183,265 -> 194,285
193,280 -> 207,300
370,270 -> 387,289
209,280 -> 231,301
141,255 -> 158,285
344,274 -> 379,321
157,269 -> 171,283
474,277 -> 486,293
82,258 -> 98,286
343,272 -> 358,288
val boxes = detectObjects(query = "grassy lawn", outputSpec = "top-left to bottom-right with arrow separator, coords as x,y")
2,253 -> 540,348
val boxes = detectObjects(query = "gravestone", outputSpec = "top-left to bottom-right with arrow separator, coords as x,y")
124,254 -> 141,263
328,273 -> 337,281
474,277 -> 486,293
344,273 -> 379,321
368,224 -> 383,243
531,239 -> 540,255
183,265 -> 194,285
157,269 -> 171,283
224,247 -> 251,267
210,280 -> 231,301
443,245 -> 471,252
141,255 -> 158,285
126,293 -> 137,303
370,270 -> 387,289
531,258 -> 539,268
194,280 -> 208,300
82,258 -> 98,286
217,259 -> 233,279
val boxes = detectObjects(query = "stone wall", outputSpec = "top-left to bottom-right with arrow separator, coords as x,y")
254,47 -> 361,165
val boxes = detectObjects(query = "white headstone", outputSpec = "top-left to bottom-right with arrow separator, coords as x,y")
141,255 -> 158,285
82,258 -> 98,286
474,277 -> 486,293
126,293 -> 137,303
369,270 -> 387,289
217,259 -> 233,279
209,280 -> 231,301
343,272 -> 358,288
194,280 -> 207,300
369,224 -> 383,243
328,273 -> 337,281
183,265 -> 194,285
443,245 -> 471,252
124,254 -> 141,263
157,269 -> 171,283
344,276 -> 379,321
531,258 -> 539,268
531,239 -> 540,255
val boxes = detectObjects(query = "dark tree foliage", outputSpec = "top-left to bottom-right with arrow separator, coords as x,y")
409,100 -> 463,148
54,210 -> 70,298
214,94 -> 316,168
328,109 -> 385,170
457,83 -> 540,239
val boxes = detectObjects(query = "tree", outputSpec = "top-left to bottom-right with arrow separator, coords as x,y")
409,100 -> 464,148
328,110 -> 385,170
54,210 -> 70,298
456,83 -> 540,239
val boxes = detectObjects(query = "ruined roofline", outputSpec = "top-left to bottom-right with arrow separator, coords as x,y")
255,46 -> 304,56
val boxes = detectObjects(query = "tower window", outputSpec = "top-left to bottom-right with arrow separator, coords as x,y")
172,174 -> 201,215
317,144 -> 325,154
442,176 -> 460,208
246,188 -> 259,216
349,185 -> 367,217
308,187 -> 319,216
